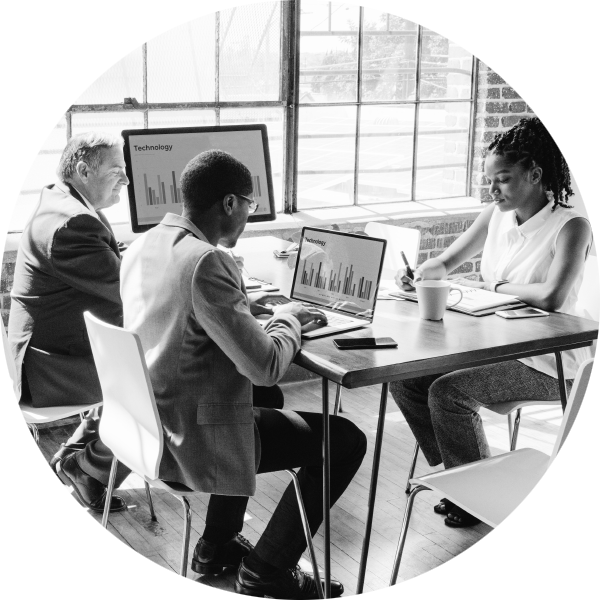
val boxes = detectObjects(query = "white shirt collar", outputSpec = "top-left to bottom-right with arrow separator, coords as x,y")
512,201 -> 553,238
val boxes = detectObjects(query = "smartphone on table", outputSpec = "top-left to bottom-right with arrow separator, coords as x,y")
495,307 -> 549,319
333,337 -> 398,350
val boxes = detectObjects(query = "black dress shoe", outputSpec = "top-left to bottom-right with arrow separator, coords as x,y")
50,443 -> 84,473
56,453 -> 126,513
191,534 -> 253,575
235,559 -> 344,599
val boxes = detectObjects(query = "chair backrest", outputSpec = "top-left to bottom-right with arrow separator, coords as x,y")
0,321 -> 18,413
546,358 -> 600,529
364,222 -> 421,279
84,312 -> 164,480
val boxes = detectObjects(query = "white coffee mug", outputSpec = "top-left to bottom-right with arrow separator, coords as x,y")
414,280 -> 463,320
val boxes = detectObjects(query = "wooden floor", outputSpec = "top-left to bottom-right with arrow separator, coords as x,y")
0,381 -> 600,600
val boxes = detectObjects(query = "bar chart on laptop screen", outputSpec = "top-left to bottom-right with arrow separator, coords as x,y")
292,230 -> 385,315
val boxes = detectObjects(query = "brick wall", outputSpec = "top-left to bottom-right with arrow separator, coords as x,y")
472,0 -> 563,198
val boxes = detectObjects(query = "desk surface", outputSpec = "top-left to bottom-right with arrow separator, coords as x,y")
237,235 -> 598,388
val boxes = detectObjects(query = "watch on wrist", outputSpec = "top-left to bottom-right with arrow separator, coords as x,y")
491,280 -> 508,292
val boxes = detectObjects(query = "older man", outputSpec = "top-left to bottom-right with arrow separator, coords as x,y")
121,150 -> 366,598
8,132 -> 131,512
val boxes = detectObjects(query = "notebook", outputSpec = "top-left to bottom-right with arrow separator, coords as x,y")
261,227 -> 387,339
391,282 -> 526,317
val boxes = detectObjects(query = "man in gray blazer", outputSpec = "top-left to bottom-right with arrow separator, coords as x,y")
121,150 -> 367,599
9,132 -> 131,512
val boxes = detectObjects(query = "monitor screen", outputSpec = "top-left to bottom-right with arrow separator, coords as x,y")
122,124 -> 276,232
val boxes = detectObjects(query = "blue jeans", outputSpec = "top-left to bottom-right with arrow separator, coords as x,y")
390,360 -> 572,469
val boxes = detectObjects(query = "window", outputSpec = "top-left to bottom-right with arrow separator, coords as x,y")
297,4 -> 475,208
8,1 -> 476,231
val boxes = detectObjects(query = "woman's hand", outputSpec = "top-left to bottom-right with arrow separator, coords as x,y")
394,266 -> 422,291
248,292 -> 290,316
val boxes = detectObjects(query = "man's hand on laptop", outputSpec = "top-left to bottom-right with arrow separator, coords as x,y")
274,302 -> 328,327
248,292 -> 291,316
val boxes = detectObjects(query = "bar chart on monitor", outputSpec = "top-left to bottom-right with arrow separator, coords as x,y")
126,129 -> 270,226
292,230 -> 385,314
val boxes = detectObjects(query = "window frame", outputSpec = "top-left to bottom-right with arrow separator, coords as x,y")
50,1 -> 479,224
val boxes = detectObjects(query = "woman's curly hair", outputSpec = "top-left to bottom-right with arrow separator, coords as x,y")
487,117 -> 573,210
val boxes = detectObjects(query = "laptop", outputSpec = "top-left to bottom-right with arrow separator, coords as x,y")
260,227 -> 387,339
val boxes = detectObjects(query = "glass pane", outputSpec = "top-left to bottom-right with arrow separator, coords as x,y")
300,1 -> 359,103
357,105 -> 415,204
72,112 -> 145,224
300,2 -> 360,32
148,110 -> 216,128
297,105 -> 357,209
419,28 -> 473,100
220,107 -> 284,212
147,15 -> 215,102
219,2 -> 281,101
0,0 -> 66,106
361,11 -> 418,101
69,0 -> 143,104
0,115 -> 67,231
415,102 -> 471,200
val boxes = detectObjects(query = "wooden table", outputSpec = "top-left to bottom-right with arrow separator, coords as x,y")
237,235 -> 598,595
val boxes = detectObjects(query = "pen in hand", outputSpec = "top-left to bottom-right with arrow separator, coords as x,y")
400,251 -> 415,281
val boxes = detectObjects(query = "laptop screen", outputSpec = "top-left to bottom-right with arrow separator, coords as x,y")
290,227 -> 387,319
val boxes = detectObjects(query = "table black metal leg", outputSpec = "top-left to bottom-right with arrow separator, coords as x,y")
554,352 -> 588,585
555,351 -> 568,412
322,377 -> 331,598
356,382 -> 389,594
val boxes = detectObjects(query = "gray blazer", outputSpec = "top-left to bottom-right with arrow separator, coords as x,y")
121,213 -> 301,496
8,181 -> 122,407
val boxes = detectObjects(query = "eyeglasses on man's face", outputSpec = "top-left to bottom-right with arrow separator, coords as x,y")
234,193 -> 258,214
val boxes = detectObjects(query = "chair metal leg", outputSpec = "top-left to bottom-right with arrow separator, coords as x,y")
18,423 -> 40,560
508,538 -> 540,600
577,529 -> 588,586
333,384 -> 343,416
390,485 -> 428,586
509,408 -> 522,451
404,443 -> 419,494
102,456 -> 119,529
144,480 -> 157,521
286,469 -> 324,599
177,496 -> 192,577
507,413 -> 513,447
494,408 -> 521,549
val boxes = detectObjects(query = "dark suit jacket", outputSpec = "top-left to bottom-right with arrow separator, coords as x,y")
8,181 -> 123,407
121,214 -> 301,495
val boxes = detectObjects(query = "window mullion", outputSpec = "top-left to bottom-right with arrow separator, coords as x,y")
353,7 -> 365,206
215,11 -> 220,125
63,0 -> 73,139
411,26 -> 424,202
142,43 -> 148,129
282,0 -> 300,213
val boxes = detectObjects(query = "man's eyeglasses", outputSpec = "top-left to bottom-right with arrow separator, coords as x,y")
234,193 -> 258,214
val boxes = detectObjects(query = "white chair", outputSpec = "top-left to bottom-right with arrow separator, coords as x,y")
404,256 -> 600,565
387,358 -> 600,600
0,325 -> 101,559
84,311 -> 324,589
364,221 -> 421,280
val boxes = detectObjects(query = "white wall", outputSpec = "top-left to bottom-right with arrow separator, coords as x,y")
556,0 -> 600,256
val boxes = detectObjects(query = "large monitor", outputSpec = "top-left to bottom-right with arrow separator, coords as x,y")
122,124 -> 277,233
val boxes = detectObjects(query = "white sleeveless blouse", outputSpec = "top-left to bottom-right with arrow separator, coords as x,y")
480,202 -> 591,380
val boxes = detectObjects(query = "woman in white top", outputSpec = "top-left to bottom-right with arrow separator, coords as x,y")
390,117 -> 592,528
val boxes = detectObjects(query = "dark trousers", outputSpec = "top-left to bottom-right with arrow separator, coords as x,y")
69,385 -> 285,488
205,405 -> 367,570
